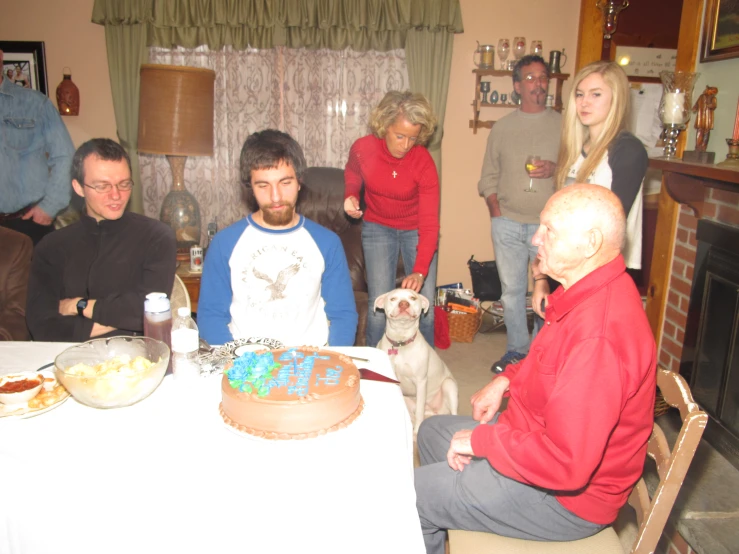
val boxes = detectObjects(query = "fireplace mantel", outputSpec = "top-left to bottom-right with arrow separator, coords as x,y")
649,158 -> 739,218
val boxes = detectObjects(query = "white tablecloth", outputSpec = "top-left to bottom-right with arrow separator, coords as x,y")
0,343 -> 424,554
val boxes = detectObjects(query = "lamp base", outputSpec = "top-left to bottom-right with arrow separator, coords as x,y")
160,188 -> 202,253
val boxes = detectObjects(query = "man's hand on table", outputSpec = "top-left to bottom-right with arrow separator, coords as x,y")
447,429 -> 474,471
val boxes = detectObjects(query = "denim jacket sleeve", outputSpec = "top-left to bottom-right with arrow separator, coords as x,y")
0,80 -> 74,217
36,99 -> 74,217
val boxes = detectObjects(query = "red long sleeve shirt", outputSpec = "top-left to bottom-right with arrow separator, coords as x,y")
344,135 -> 440,276
471,256 -> 657,524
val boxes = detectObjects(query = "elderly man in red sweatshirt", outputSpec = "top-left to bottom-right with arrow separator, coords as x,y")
414,184 -> 657,554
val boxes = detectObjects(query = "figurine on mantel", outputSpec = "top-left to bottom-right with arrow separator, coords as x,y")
693,86 -> 718,152
683,85 -> 718,164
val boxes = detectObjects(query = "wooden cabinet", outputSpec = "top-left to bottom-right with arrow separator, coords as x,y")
469,69 -> 569,133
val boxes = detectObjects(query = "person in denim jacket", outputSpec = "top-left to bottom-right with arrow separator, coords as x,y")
0,49 -> 74,244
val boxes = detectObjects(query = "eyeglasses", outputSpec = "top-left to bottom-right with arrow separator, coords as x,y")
523,74 -> 550,83
83,180 -> 134,193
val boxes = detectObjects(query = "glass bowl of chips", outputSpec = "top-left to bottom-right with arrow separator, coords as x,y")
54,337 -> 170,409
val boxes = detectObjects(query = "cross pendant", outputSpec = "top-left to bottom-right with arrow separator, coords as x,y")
392,171 -> 397,178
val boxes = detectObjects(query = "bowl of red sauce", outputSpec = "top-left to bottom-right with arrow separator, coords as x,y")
0,372 -> 44,406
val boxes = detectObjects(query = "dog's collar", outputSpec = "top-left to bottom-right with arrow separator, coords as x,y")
385,332 -> 417,356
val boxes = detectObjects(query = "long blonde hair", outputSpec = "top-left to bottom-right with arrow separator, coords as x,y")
555,61 -> 630,189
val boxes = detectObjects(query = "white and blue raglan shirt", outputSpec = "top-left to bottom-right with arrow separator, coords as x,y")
198,214 -> 358,347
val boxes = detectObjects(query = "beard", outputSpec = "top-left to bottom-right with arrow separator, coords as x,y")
261,203 -> 296,227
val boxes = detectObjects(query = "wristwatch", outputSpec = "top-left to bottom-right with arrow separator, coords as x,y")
76,298 -> 88,317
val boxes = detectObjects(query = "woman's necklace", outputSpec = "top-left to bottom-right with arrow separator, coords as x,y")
389,151 -> 408,179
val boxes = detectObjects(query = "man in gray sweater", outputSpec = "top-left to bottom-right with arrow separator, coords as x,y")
477,55 -> 562,373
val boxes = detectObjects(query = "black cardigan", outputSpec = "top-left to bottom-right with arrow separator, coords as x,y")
27,212 -> 176,341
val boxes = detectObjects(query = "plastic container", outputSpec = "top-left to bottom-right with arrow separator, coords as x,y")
171,307 -> 200,381
144,292 -> 172,374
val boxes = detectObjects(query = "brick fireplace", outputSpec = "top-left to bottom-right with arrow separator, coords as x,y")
647,161 -> 739,554
659,188 -> 739,375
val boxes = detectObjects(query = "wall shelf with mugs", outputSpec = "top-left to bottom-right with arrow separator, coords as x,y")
469,69 -> 569,133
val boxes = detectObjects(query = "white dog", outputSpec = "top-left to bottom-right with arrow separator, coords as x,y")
375,288 -> 458,435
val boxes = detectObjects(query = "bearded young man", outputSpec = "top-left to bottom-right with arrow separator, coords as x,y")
198,130 -> 357,347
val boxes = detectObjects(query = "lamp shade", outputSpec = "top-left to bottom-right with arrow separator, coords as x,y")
137,64 -> 215,156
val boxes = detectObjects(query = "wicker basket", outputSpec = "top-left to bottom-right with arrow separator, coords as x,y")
654,390 -> 671,418
448,309 -> 483,343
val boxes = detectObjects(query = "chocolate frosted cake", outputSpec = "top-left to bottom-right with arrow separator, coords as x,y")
220,348 -> 363,440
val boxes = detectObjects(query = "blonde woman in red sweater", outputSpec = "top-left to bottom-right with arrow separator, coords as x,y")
344,91 -> 440,347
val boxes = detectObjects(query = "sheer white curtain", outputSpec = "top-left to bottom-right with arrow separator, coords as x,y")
140,45 -> 408,241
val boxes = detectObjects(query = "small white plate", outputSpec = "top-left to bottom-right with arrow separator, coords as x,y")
0,389 -> 70,419
218,337 -> 285,358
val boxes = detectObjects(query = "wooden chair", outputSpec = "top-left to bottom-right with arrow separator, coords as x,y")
449,367 -> 708,554
170,274 -> 191,315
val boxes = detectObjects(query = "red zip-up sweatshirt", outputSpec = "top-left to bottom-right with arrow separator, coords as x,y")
471,256 -> 657,524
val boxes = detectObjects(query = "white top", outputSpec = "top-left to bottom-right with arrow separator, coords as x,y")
0,342 -> 424,554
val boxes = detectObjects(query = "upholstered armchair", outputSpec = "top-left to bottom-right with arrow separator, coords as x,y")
298,167 -> 403,346
0,227 -> 33,341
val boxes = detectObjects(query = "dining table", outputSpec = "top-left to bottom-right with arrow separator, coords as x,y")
0,342 -> 425,554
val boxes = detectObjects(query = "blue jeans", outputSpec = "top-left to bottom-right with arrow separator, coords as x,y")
490,217 -> 541,355
362,221 -> 438,347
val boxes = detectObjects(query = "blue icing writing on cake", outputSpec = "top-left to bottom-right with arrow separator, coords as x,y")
225,348 -> 346,398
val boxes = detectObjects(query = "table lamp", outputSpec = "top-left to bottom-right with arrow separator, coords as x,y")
138,64 -> 215,261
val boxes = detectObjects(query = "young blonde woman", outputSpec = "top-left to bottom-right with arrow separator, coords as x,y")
533,61 -> 648,317
344,91 -> 439,347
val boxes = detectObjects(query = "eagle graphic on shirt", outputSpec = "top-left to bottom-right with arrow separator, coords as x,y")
251,263 -> 301,300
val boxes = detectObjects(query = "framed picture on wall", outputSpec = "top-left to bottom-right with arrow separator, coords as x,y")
0,41 -> 48,95
701,0 -> 739,62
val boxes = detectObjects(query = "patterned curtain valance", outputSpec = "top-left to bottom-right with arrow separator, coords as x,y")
92,0 -> 463,51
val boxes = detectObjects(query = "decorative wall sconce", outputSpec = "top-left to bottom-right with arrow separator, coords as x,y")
56,67 -> 79,116
596,0 -> 630,39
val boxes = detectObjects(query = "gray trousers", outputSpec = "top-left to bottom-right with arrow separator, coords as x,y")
414,415 -> 605,554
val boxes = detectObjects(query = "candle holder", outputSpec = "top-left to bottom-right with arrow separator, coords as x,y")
717,138 -> 739,169
662,125 -> 683,159
658,71 -> 700,159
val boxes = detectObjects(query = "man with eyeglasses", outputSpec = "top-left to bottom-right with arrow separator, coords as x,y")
26,138 -> 176,341
477,55 -> 562,374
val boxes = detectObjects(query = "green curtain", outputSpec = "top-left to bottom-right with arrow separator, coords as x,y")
92,0 -> 464,210
101,23 -> 150,213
